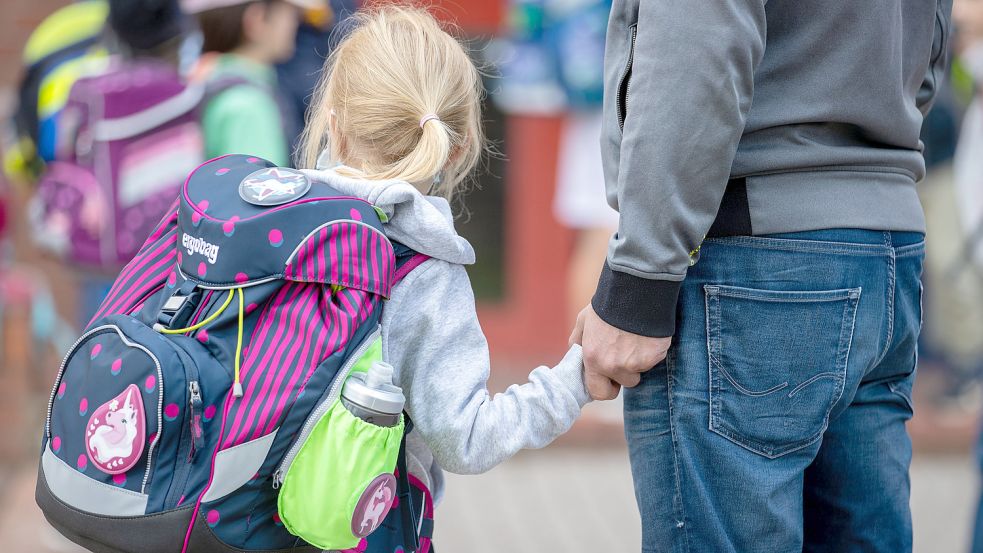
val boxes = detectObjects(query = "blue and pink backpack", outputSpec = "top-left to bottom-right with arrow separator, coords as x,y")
36,154 -> 434,553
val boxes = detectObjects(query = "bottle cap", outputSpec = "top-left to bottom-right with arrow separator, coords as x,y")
341,362 -> 405,415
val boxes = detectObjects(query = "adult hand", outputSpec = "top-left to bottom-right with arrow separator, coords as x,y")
570,305 -> 672,400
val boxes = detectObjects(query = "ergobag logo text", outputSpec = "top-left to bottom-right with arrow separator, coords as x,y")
182,233 -> 220,264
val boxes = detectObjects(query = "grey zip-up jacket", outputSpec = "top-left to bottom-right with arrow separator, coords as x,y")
303,168 -> 592,502
594,0 -> 952,337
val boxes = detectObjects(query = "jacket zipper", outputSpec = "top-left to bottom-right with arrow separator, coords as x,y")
271,330 -> 379,489
617,24 -> 638,132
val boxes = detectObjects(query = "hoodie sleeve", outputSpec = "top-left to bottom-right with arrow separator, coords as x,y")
382,260 -> 591,475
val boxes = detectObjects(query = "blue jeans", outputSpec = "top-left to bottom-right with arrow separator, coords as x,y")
625,229 -> 924,553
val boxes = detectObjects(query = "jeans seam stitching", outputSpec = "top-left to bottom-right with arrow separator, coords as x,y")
704,236 -> 893,256
829,290 -> 860,412
713,291 -> 858,303
874,251 -> 897,365
666,349 -> 691,552
712,357 -> 789,397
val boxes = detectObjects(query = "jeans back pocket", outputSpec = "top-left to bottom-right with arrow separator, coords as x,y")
705,285 -> 861,458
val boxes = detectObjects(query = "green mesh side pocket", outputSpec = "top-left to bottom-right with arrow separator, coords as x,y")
277,398 -> 404,550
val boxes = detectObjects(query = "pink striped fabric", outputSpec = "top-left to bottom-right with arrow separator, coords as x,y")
89,206 -> 179,323
284,221 -> 395,297
221,282 -> 380,447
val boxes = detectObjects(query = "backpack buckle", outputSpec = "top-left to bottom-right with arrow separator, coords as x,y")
156,281 -> 201,330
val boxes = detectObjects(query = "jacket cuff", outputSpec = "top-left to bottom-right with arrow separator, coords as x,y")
591,263 -> 681,338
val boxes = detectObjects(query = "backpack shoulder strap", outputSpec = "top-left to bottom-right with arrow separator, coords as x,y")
392,241 -> 430,284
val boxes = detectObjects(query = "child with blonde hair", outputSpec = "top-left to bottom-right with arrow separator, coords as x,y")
300,5 -> 592,551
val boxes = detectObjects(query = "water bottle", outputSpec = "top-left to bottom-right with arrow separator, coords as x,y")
341,362 -> 404,427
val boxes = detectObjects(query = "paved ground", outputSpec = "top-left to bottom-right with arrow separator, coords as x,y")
3,444 -> 977,553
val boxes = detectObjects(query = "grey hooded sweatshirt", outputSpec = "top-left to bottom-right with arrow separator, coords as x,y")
302,168 -> 592,502
595,0 -> 952,338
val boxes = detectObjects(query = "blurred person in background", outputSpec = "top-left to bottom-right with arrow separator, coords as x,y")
34,0 -> 198,325
950,1 -> 983,551
573,1 -> 950,552
955,0 -> 983,271
185,0 -> 324,166
497,0 -> 618,324
276,0 -> 359,157
3,0 -> 109,186
549,0 -> 620,324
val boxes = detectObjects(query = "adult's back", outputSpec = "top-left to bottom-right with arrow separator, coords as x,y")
599,2 -> 948,301
583,2 -> 950,553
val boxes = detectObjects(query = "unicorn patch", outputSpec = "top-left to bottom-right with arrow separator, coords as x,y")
86,384 -> 147,475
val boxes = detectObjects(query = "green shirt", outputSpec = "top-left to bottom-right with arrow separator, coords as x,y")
202,54 -> 290,167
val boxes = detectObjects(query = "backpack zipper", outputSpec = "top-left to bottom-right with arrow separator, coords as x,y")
271,330 -> 379,489
188,380 -> 204,458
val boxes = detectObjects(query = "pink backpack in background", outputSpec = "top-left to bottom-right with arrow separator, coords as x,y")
31,58 -> 204,269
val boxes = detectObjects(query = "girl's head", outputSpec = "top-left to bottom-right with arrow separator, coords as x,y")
300,5 -> 484,200
188,0 -> 310,63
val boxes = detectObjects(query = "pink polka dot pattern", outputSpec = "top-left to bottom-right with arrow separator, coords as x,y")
57,382 -> 66,398
215,168 -> 230,176
76,455 -> 88,471
112,473 -> 127,486
223,216 -> 239,237
246,303 -> 258,314
79,397 -> 88,416
167,271 -> 177,288
246,157 -> 259,163
198,200 -> 210,211
145,375 -> 157,393
163,403 -> 180,421
235,272 -> 249,284
51,436 -> 61,453
268,229 -> 284,247
111,358 -> 123,375
191,212 -> 202,226
206,509 -> 221,527
197,329 -> 209,344
203,405 -> 217,421
198,262 -> 207,277
272,513 -> 283,526
90,343 -> 102,358
177,251 -> 183,264
350,208 -> 362,221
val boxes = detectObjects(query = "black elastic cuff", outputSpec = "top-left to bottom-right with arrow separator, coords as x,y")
591,263 -> 681,338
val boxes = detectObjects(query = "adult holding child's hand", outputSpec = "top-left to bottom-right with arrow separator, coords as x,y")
570,306 -> 670,401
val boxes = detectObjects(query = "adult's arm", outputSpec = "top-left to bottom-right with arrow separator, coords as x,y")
593,0 -> 767,337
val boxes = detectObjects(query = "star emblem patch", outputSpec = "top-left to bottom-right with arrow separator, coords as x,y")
239,167 -> 312,206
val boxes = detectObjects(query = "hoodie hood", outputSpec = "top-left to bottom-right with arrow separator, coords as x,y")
301,168 -> 476,266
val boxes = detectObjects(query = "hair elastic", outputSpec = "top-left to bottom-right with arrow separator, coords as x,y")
419,114 -> 440,129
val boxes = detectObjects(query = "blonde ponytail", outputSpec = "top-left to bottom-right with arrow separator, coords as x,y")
298,5 -> 484,200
